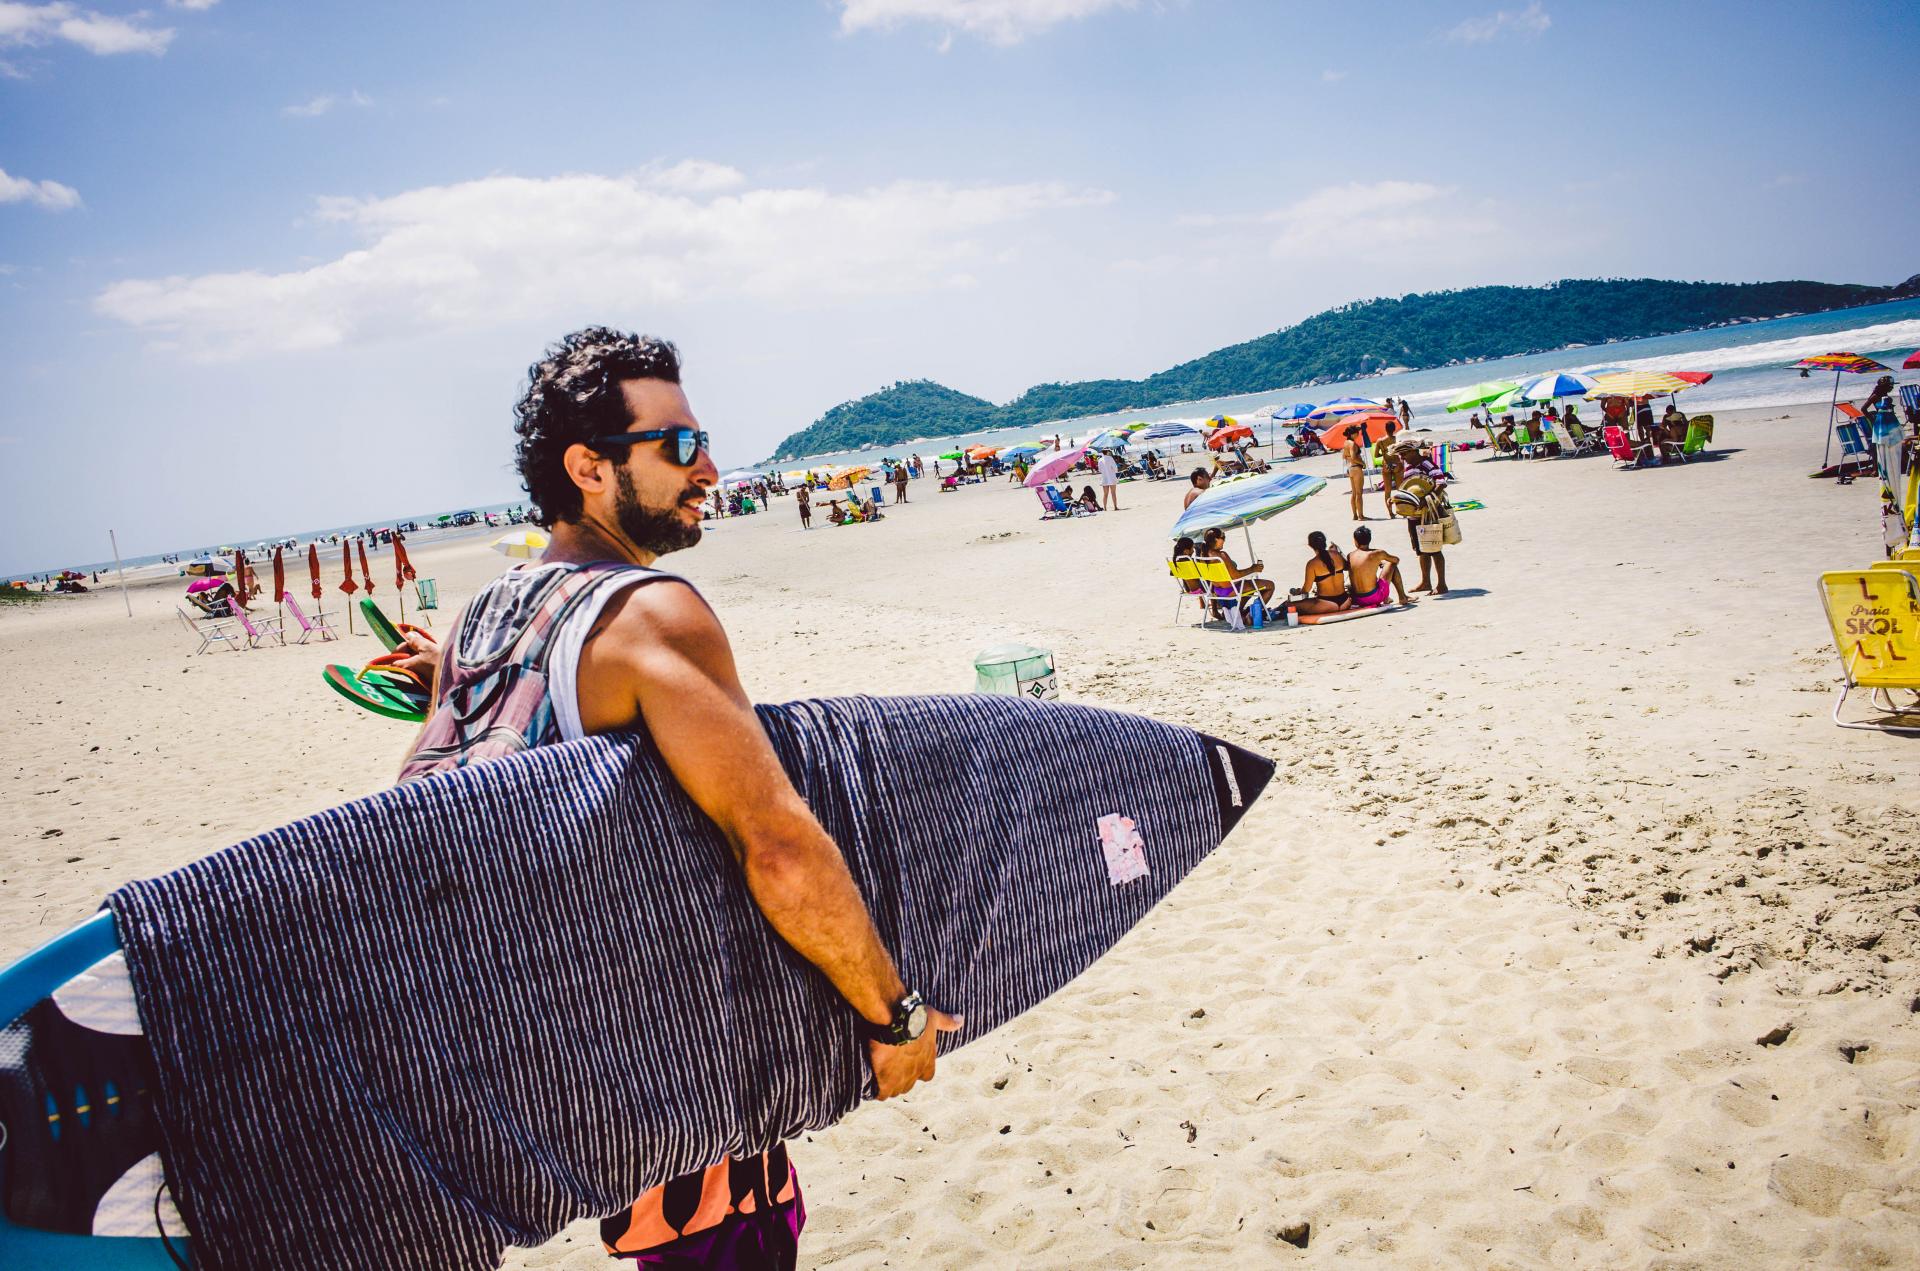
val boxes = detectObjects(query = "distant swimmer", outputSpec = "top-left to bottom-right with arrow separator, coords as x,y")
394,328 -> 958,1267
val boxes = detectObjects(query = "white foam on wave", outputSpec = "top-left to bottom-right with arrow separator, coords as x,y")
1567,317 -> 1920,377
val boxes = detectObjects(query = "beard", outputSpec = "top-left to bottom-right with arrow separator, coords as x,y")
613,466 -> 704,557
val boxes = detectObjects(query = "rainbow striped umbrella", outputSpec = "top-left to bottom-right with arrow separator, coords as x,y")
1305,396 -> 1381,420
1793,353 -> 1891,469
1793,353 -> 1888,375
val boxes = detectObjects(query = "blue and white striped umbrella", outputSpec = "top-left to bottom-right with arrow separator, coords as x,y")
1305,396 -> 1381,420
1512,371 -> 1600,402
1170,471 -> 1327,541
1140,420 -> 1205,441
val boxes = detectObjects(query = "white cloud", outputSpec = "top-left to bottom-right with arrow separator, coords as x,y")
166,0 -> 217,9
0,3 -> 174,55
0,165 -> 81,209
95,168 -> 1113,358
1446,1 -> 1549,44
1265,180 -> 1497,261
639,159 -> 746,194
836,0 -> 1134,46
282,90 -> 371,118
1319,68 -> 1347,82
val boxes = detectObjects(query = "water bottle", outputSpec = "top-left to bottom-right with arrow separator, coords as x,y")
1249,598 -> 1265,629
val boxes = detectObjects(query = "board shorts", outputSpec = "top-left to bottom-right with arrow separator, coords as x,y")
601,1146 -> 805,1269
1349,576 -> 1391,608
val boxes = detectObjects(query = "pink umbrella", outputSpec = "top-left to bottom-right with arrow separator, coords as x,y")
1023,444 -> 1090,488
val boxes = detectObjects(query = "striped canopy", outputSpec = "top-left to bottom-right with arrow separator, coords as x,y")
1513,371 -> 1601,402
1305,396 -> 1382,420
1446,381 -> 1518,412
1793,353 -> 1888,374
1170,471 -> 1327,540
1140,420 -> 1205,441
1586,371 -> 1696,398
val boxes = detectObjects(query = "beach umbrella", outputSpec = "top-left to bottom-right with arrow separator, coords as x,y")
1002,443 -> 1045,459
357,540 -> 375,601
938,451 -> 963,460
1087,430 -> 1130,452
1585,371 -> 1696,399
1319,410 -> 1399,450
1170,470 -> 1328,567
829,465 -> 874,490
1205,415 -> 1238,430
1206,424 -> 1255,449
1446,381 -> 1519,413
232,550 -> 248,606
1273,403 -> 1318,421
1668,371 -> 1714,385
1124,421 -> 1152,431
1902,350 -> 1920,370
491,528 -> 550,558
307,544 -> 322,601
392,534 -> 416,624
1140,420 -> 1205,442
339,540 -> 358,633
720,468 -> 760,484
1791,354 -> 1889,468
183,557 -> 231,577
1305,396 -> 1381,421
1023,444 -> 1090,488
1512,371 -> 1601,403
271,546 -> 285,611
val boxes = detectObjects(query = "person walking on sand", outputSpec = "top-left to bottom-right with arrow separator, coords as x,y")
1097,447 -> 1120,510
796,483 -> 812,530
893,462 -> 909,504
392,328 -> 958,1269
1343,434 -> 1367,521
1347,525 -> 1412,607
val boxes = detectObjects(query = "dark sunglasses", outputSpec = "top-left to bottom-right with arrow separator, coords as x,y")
589,426 -> 711,466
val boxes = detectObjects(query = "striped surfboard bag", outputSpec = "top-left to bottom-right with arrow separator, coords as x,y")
106,695 -> 1271,1271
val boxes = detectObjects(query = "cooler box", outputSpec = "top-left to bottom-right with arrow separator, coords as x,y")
973,644 -> 1058,701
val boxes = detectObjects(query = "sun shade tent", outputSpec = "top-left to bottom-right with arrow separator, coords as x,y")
1792,354 -> 1893,470
1169,471 -> 1329,604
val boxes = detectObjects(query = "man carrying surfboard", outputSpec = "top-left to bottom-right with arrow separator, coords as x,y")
395,327 -> 959,1268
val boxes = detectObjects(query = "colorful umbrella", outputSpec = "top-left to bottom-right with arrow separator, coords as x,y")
1205,415 -> 1238,430
1170,470 -> 1328,570
1140,420 -> 1205,441
1446,381 -> 1519,413
828,465 -> 874,490
1319,410 -> 1399,450
1513,371 -> 1601,402
1792,353 -> 1891,469
1273,403 -> 1318,420
1023,444 -> 1090,488
1585,371 -> 1696,399
1087,430 -> 1130,452
1668,371 -> 1714,385
1206,424 -> 1255,449
938,451 -> 963,461
491,529 -> 550,558
1306,396 -> 1381,421
307,544 -> 322,600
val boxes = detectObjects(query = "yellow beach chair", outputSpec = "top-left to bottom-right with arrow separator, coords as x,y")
1167,557 -> 1207,625
1818,569 -> 1920,734
1194,558 -> 1262,631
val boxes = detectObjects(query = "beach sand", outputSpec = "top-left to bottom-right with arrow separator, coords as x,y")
4,403 -> 1917,1267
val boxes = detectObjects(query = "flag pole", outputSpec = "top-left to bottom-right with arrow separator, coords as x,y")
108,529 -> 131,618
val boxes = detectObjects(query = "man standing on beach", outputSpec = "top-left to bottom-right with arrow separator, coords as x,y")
396,328 -> 957,1268
1097,447 -> 1120,510
796,482 -> 811,530
893,462 -> 909,504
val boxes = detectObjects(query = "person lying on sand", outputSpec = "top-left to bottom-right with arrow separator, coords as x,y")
1347,525 -> 1412,608
1198,527 -> 1274,612
1291,531 -> 1351,617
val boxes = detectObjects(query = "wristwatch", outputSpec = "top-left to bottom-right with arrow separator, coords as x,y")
857,991 -> 929,1046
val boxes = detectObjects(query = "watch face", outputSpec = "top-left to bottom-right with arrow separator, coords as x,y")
904,1002 -> 929,1040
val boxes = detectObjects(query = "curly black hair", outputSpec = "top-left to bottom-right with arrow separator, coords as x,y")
513,327 -> 682,526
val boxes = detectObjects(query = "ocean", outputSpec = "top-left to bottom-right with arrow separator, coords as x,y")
756,297 -> 1920,473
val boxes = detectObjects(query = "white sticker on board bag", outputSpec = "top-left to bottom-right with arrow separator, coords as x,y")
1097,813 -> 1149,885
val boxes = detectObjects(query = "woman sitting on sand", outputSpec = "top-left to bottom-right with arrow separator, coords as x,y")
1198,527 -> 1274,614
1077,485 -> 1102,513
1291,531 -> 1351,616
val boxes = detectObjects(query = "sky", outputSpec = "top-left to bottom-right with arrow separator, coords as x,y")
3,0 -> 1915,571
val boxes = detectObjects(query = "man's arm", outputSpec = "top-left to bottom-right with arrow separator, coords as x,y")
578,581 -> 958,1097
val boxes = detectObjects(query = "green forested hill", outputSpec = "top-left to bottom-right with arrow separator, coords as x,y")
765,275 -> 1916,460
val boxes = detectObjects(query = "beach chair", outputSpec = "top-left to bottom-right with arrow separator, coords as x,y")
1835,421 -> 1871,465
1167,557 -> 1208,624
1817,569 -> 1920,734
1557,418 -> 1601,457
1194,559 -> 1260,631
280,594 -> 338,644
1603,425 -> 1650,469
176,604 -> 245,654
1036,487 -> 1069,520
226,597 -> 286,649
1681,418 -> 1713,457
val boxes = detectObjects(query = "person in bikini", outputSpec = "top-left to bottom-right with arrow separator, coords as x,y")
1346,525 -> 1412,608
1342,435 -> 1366,521
391,328 -> 958,1269
1197,526 -> 1274,614
1290,530 -> 1350,616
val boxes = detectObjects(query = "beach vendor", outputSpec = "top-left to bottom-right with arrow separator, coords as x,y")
394,328 -> 958,1268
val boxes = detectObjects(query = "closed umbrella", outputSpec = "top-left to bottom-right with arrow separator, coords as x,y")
271,547 -> 285,618
357,543 -> 375,629
1792,353 -> 1891,469
232,550 -> 248,608
339,540 -> 358,634
392,534 -> 417,625
307,544 -> 322,601
1023,444 -> 1090,488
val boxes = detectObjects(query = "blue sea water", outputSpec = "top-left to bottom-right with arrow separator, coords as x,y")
757,298 -> 1920,473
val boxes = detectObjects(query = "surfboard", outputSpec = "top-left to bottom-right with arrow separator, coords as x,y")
0,694 -> 1272,1270
1297,602 -> 1411,625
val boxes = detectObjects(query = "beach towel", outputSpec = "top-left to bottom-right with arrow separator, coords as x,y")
105,694 -> 1268,1271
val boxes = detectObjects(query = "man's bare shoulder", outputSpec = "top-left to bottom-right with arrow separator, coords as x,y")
591,575 -> 723,655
